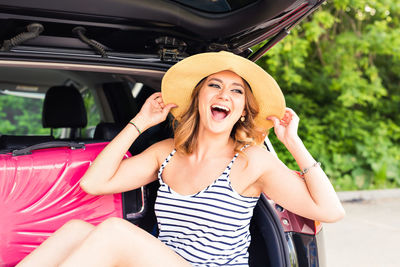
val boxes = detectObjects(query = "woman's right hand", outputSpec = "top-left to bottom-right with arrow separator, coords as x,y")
133,92 -> 177,132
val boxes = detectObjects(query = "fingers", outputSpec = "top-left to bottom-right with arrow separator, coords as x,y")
146,92 -> 178,116
267,108 -> 299,127
267,116 -> 280,127
280,110 -> 292,127
267,115 -> 288,127
149,92 -> 177,110
149,94 -> 166,111
155,96 -> 165,109
285,107 -> 299,121
163,103 -> 178,115
156,98 -> 177,113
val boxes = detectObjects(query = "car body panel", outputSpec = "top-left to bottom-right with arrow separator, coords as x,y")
0,0 -> 325,57
273,202 -> 320,235
0,142 -> 124,266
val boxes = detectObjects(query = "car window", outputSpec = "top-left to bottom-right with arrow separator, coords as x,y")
0,89 -> 51,136
0,87 -> 100,138
82,89 -> 100,138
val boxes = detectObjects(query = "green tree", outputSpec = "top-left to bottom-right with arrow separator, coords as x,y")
257,0 -> 400,190
0,94 -> 49,135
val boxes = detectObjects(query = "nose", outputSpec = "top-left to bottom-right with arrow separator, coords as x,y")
217,88 -> 229,101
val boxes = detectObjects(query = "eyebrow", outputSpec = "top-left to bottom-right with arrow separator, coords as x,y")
208,78 -> 245,89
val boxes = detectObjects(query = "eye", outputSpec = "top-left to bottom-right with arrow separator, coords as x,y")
208,83 -> 221,89
232,89 -> 243,94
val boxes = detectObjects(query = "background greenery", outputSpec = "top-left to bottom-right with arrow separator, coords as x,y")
0,89 -> 99,138
256,0 -> 400,190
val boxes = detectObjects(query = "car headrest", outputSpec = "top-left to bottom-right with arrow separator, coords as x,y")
42,85 -> 87,128
94,122 -> 123,141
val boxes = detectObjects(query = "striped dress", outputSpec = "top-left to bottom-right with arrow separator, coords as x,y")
155,149 -> 260,266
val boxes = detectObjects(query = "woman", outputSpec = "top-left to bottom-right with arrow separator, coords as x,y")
17,51 -> 344,267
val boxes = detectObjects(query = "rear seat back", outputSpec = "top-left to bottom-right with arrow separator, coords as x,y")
94,122 -> 123,141
42,85 -> 87,139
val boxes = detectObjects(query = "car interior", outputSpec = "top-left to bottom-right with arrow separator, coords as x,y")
0,65 -> 289,266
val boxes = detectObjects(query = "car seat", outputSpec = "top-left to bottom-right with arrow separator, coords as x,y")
94,122 -> 123,141
42,85 -> 87,139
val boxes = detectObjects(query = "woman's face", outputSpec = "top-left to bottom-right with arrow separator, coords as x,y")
197,70 -> 246,134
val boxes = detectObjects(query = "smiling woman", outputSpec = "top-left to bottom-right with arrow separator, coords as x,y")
172,70 -> 264,156
16,51 -> 344,267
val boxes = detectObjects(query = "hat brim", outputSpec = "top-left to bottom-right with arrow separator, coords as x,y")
161,51 -> 286,131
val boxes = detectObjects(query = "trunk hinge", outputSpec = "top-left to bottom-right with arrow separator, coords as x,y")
208,43 -> 229,52
155,36 -> 187,62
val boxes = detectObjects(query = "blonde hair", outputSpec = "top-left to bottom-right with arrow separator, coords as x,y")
173,76 -> 265,156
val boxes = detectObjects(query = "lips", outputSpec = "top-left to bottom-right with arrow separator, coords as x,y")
210,104 -> 231,120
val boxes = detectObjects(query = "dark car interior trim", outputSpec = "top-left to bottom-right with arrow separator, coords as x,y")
0,60 -> 166,79
0,0 -> 325,59
249,194 -> 291,266
0,0 -> 302,38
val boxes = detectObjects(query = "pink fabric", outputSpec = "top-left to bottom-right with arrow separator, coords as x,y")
0,143 -> 123,266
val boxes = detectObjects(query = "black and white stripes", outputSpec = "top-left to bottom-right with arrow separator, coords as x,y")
155,150 -> 259,266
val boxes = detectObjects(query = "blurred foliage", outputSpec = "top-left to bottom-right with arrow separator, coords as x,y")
0,94 -> 50,135
0,89 -> 100,138
257,0 -> 400,190
81,89 -> 101,138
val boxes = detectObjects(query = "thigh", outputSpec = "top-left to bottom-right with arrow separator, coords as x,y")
17,219 -> 95,267
60,217 -> 191,267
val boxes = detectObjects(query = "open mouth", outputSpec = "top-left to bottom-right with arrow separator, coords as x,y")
210,104 -> 231,120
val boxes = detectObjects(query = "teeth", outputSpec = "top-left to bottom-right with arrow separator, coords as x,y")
211,104 -> 230,112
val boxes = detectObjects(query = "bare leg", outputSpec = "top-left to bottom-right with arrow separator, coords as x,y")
16,219 -> 95,267
59,217 -> 191,267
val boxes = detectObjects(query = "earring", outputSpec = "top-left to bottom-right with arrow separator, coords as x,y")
240,116 -> 245,122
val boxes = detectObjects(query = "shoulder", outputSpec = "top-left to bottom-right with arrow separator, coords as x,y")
228,145 -> 278,196
151,138 -> 175,150
240,145 -> 280,174
242,144 -> 275,161
147,138 -> 175,165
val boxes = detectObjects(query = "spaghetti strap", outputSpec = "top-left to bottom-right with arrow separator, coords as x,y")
225,144 -> 249,175
157,149 -> 176,185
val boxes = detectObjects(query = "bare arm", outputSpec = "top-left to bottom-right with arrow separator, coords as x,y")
80,92 -> 177,195
259,108 -> 345,223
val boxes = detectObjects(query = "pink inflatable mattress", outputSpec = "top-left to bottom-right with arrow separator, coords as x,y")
0,142 -> 124,266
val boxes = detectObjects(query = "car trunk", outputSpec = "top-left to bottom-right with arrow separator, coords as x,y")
0,0 -> 325,61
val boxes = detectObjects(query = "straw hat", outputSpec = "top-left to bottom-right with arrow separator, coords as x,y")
161,51 -> 285,131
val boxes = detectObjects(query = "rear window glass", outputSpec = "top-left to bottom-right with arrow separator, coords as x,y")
82,89 -> 100,138
171,0 -> 258,13
0,90 -> 48,135
0,88 -> 100,138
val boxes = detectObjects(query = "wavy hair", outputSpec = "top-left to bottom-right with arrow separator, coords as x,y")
173,75 -> 265,156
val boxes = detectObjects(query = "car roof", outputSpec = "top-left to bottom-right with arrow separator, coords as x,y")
0,0 -> 324,61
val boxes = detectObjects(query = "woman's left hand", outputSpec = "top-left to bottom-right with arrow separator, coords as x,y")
268,108 -> 300,146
